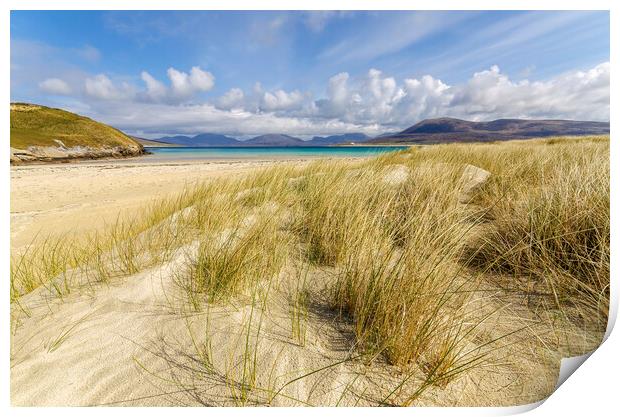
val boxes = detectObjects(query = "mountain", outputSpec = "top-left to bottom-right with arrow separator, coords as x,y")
131,136 -> 180,147
308,133 -> 370,145
10,103 -> 144,163
156,133 -> 240,146
151,132 -> 370,147
243,134 -> 306,146
369,117 -> 610,144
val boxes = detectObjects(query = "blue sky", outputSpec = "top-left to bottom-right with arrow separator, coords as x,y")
10,10 -> 610,138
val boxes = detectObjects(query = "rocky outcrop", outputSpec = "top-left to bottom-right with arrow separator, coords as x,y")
459,164 -> 491,203
10,144 -> 145,165
10,148 -> 37,163
382,164 -> 411,186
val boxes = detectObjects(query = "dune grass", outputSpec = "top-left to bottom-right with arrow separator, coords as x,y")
439,138 -> 611,329
10,135 -> 610,404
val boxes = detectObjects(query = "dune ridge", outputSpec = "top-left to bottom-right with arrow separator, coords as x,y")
10,136 -> 609,406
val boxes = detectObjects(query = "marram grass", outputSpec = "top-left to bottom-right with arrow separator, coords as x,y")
11,136 -> 610,396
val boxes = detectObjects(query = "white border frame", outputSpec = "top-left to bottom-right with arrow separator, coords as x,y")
2,1 -> 616,416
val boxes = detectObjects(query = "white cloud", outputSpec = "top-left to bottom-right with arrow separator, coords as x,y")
86,68 -> 216,103
261,89 -> 306,111
37,61 -> 610,137
200,61 -> 609,134
309,62 -> 610,126
310,72 -> 350,118
83,101 -> 377,138
84,74 -> 129,100
217,83 -> 312,114
166,66 -> 215,99
394,75 -> 451,122
189,66 -> 215,91
141,71 -> 167,101
447,62 -> 610,121
216,88 -> 245,110
39,78 -> 72,95
166,68 -> 192,97
85,67 -> 215,104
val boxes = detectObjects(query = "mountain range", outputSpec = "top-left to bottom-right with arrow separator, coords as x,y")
156,133 -> 239,146
145,132 -> 371,147
137,118 -> 609,147
368,118 -> 610,144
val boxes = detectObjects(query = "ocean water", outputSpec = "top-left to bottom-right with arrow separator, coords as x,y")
144,146 -> 409,161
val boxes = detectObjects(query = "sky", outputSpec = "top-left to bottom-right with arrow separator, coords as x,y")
10,10 -> 610,138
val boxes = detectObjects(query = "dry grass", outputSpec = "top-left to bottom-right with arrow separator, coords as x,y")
10,135 -> 610,405
10,102 -> 139,149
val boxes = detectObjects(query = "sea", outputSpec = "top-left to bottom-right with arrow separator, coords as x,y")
143,146 -> 409,161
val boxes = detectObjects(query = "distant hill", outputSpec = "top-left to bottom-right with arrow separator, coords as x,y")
157,133 -> 240,147
131,136 -> 180,147
151,132 -> 372,147
10,103 -> 144,163
308,133 -> 370,145
369,117 -> 610,144
242,134 -> 306,146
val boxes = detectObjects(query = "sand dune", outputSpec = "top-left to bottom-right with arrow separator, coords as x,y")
10,191 -> 596,407
10,140 -> 608,406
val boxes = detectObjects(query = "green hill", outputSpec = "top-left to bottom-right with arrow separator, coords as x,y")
10,103 -> 141,150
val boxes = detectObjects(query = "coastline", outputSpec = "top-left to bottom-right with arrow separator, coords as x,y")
10,158 -> 298,253
9,146 -> 404,253
10,146 -> 147,166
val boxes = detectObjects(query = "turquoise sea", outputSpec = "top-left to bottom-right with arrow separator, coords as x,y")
144,146 -> 408,161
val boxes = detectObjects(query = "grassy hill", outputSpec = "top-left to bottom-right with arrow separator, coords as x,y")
10,103 -> 141,150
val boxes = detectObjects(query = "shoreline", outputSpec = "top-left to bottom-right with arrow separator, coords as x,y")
11,158 -> 301,253
11,144 -> 411,166
10,147 -> 148,166
10,155 -> 359,170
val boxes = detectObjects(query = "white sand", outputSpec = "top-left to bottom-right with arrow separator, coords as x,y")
10,158 -> 598,406
10,160 -> 289,252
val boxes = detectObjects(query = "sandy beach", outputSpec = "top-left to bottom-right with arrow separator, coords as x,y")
10,157 -> 296,252
9,138 -> 609,407
8,154 -> 557,407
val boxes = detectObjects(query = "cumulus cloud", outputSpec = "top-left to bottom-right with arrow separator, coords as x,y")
167,66 -> 215,98
216,88 -> 245,110
83,101 -> 375,138
82,66 -> 215,103
84,74 -> 133,100
39,78 -> 72,95
446,62 -> 610,121
39,61 -> 610,136
261,89 -> 306,111
311,62 -> 610,126
216,83 -> 312,114
315,72 -> 351,118
205,61 -> 609,133
141,71 -> 167,101
138,66 -> 215,103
